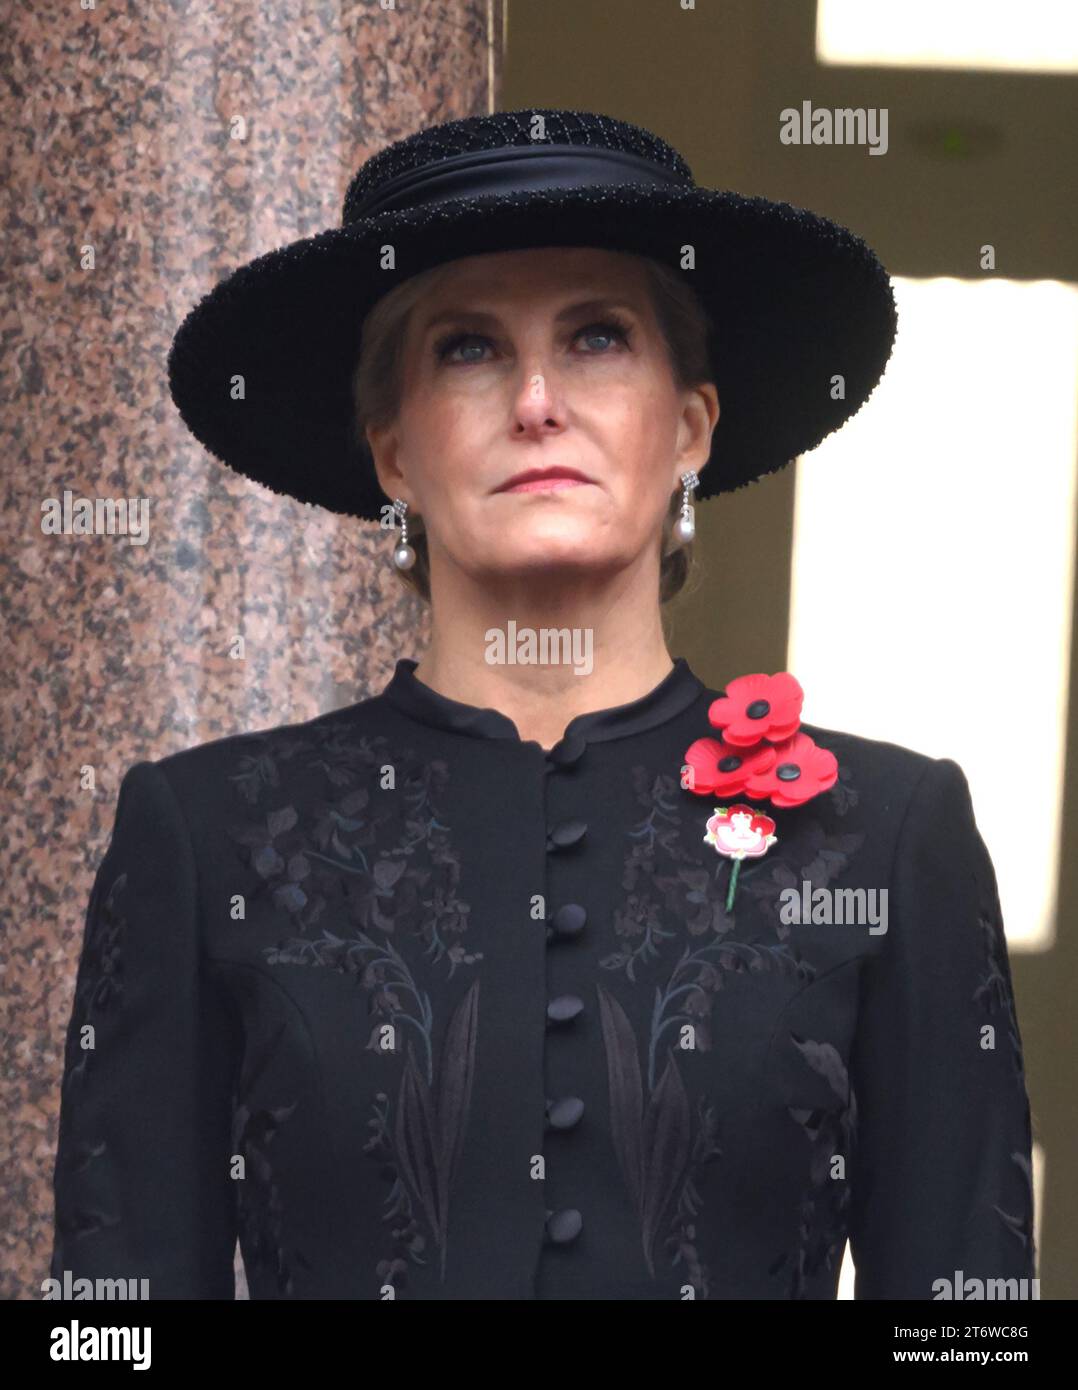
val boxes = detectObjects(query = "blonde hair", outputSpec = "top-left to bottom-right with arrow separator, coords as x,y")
351,254 -> 715,605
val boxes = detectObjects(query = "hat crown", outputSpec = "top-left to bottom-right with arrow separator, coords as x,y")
342,107 -> 695,224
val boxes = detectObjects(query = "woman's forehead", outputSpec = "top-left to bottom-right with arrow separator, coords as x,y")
428,245 -> 651,296
412,251 -> 656,331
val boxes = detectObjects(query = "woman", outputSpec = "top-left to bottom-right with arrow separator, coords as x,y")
49,108 -> 1036,1300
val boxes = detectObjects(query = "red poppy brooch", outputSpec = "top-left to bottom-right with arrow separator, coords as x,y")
681,672 -> 838,911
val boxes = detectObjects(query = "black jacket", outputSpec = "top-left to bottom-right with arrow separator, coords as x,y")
49,657 -> 1037,1299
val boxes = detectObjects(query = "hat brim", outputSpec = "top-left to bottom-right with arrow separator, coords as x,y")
166,182 -> 897,519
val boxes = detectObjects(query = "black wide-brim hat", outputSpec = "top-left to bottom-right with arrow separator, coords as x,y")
167,108 -> 898,521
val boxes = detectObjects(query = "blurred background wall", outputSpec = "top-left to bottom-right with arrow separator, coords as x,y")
3,0 -> 1074,1298
501,0 -> 1077,1297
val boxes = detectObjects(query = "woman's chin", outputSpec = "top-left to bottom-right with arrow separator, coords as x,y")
501,516 -> 614,555
468,546 -> 629,587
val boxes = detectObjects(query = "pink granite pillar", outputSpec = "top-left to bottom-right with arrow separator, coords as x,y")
3,0 -> 501,1298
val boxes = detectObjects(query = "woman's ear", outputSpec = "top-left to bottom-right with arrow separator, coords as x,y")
366,422 -> 411,509
672,383 -> 719,490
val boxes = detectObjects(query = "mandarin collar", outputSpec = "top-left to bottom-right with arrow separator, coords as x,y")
381,655 -> 706,748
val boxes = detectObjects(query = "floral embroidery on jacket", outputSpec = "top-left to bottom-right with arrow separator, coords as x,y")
768,1036 -> 857,1298
363,979 -> 480,1284
973,905 -> 1026,1091
596,762 -> 867,1296
63,870 -> 128,1091
828,761 -> 859,817
52,869 -> 131,1257
231,1021 -> 308,1297
603,768 -> 818,981
735,817 -> 866,935
597,984 -> 700,1283
229,731 -> 473,966
664,1094 -> 723,1297
227,720 -> 482,1290
993,1152 -> 1036,1255
970,873 -> 1036,1256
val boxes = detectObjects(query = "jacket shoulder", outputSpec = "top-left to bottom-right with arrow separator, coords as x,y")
146,690 -> 395,799
799,719 -> 939,771
796,719 -> 956,819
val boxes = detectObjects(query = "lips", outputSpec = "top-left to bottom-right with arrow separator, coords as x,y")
495,467 -> 595,494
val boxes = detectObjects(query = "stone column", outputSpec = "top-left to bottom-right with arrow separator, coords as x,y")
4,0 -> 501,1299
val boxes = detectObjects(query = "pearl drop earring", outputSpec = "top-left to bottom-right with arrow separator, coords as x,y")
391,498 -> 416,570
674,469 -> 699,544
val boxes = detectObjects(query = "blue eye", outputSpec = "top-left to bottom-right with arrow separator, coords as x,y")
576,319 -> 632,352
434,332 -> 489,364
433,317 -> 631,365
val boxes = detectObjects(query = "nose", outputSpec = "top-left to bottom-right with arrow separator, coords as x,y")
512,362 -> 563,440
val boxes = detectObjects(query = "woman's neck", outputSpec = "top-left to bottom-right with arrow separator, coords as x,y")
411,565 -> 676,750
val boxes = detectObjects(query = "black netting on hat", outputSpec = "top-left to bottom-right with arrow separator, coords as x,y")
343,108 -> 694,223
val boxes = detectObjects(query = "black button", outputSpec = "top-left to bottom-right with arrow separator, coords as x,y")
776,762 -> 801,781
548,903 -> 587,940
546,1096 -> 585,1130
547,818 -> 587,850
546,994 -> 584,1026
546,733 -> 586,767
545,1208 -> 583,1245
